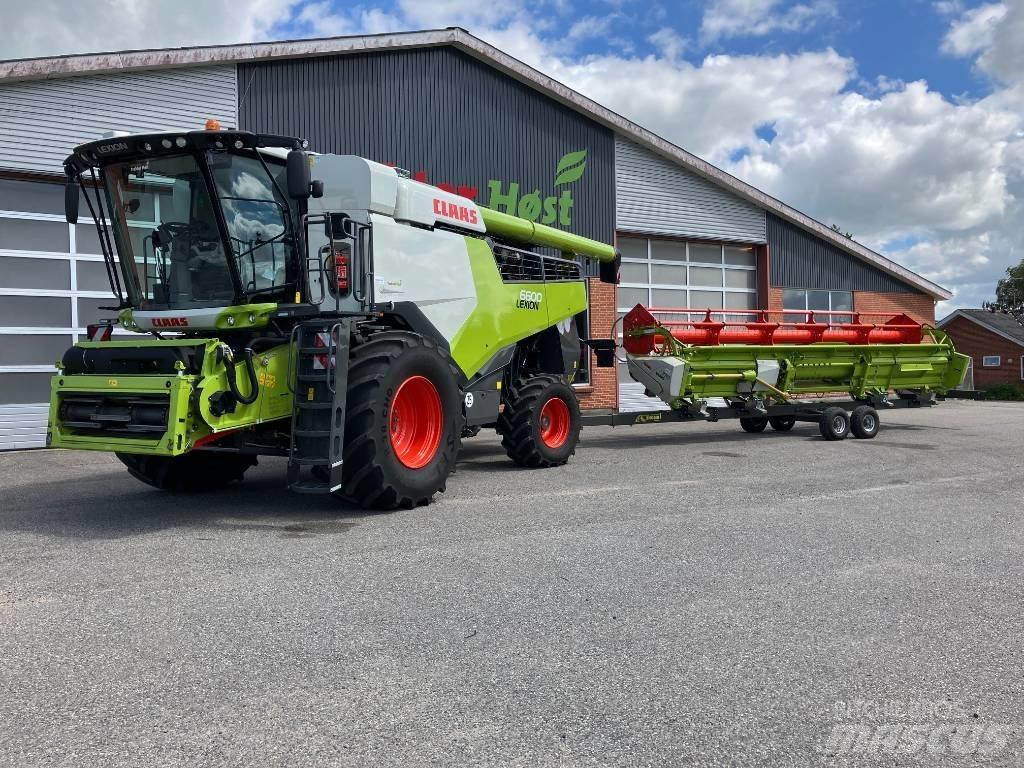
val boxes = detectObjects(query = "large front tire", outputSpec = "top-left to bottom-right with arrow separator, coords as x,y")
116,451 -> 256,492
342,332 -> 461,510
498,375 -> 581,467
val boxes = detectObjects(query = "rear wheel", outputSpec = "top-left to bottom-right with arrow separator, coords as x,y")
768,416 -> 796,432
116,451 -> 256,492
739,416 -> 769,433
498,374 -> 581,467
819,407 -> 850,441
341,331 -> 461,509
850,405 -> 880,439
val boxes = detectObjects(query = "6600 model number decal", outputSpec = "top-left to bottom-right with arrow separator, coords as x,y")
516,290 -> 543,310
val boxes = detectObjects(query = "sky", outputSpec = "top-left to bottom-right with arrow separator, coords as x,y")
2,0 -> 1023,316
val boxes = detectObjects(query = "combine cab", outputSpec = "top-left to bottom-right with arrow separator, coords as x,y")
48,127 -> 620,508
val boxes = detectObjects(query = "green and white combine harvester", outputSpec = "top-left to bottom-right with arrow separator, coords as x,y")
50,126 -> 969,508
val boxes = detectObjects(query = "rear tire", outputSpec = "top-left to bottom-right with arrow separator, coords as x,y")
739,416 -> 769,433
498,374 -> 581,467
768,416 -> 796,432
850,406 -> 880,439
116,451 -> 256,491
341,331 -> 461,510
819,407 -> 850,441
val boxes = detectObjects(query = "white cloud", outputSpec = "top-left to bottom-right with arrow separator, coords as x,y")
975,0 -> 1024,84
567,15 -> 616,43
700,0 -> 837,42
392,0 -> 524,29
293,3 -> 404,37
940,2 -> 1007,58
731,81 -> 1019,236
0,0 -> 300,59
469,18 -> 1022,312
647,27 -> 688,60
3,0 -> 1022,311
933,0 -> 964,15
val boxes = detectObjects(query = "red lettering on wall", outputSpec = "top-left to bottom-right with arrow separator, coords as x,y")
385,162 -> 480,201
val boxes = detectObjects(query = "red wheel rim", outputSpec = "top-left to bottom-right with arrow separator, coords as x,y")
389,376 -> 443,469
539,397 -> 571,449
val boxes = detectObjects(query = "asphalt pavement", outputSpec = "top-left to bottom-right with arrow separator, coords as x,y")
1,400 -> 1022,766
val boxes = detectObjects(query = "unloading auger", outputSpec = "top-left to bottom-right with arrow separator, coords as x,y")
583,304 -> 970,440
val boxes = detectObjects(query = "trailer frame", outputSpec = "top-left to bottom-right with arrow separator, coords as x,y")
580,391 -> 936,434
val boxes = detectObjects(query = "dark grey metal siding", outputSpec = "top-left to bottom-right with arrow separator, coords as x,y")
768,213 -> 914,293
238,47 -> 615,268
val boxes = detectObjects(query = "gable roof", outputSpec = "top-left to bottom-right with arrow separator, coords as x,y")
939,309 -> 1024,347
0,27 -> 951,299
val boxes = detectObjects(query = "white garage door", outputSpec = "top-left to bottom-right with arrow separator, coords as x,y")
615,234 -> 759,411
0,178 -> 120,449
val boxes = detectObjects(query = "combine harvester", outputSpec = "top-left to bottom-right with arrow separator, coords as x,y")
584,304 -> 969,440
48,126 -> 619,509
46,124 -> 967,509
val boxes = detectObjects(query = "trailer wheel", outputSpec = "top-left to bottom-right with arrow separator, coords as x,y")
850,406 -> 880,439
116,451 -> 256,492
342,331 -> 461,510
768,416 -> 796,432
819,407 -> 850,441
498,374 -> 581,468
739,416 -> 769,433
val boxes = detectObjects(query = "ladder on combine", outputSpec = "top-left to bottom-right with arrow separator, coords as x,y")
286,319 -> 351,494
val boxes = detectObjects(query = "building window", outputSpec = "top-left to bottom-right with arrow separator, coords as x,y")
983,355 -> 1001,367
616,236 -> 758,315
782,288 -> 853,322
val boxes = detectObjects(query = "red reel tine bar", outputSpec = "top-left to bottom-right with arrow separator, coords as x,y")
622,304 -> 924,351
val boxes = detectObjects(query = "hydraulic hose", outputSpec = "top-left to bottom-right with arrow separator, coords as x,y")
221,346 -> 260,405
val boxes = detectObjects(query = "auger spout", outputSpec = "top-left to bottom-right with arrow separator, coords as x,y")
479,207 -> 618,263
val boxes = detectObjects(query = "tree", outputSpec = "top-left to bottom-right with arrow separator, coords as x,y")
830,223 -> 854,239
985,260 -> 1024,314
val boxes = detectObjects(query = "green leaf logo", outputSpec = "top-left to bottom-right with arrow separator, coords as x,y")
554,149 -> 587,186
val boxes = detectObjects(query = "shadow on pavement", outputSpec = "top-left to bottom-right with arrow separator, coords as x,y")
2,418 -> 944,540
0,458 -> 392,541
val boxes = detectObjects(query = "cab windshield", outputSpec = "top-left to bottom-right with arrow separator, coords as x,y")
102,151 -> 295,309
210,152 -> 295,297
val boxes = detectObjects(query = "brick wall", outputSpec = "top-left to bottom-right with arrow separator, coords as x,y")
575,278 -> 618,410
941,315 -> 1024,389
853,291 -> 935,325
767,287 -> 935,325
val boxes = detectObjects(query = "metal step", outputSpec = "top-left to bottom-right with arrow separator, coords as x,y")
287,317 -> 351,496
289,481 -> 336,495
289,456 -> 339,467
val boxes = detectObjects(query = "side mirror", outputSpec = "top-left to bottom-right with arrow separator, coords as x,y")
286,150 -> 311,199
65,182 -> 79,224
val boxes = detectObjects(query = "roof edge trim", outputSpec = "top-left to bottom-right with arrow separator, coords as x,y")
0,29 -> 458,81
938,309 -> 1024,347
